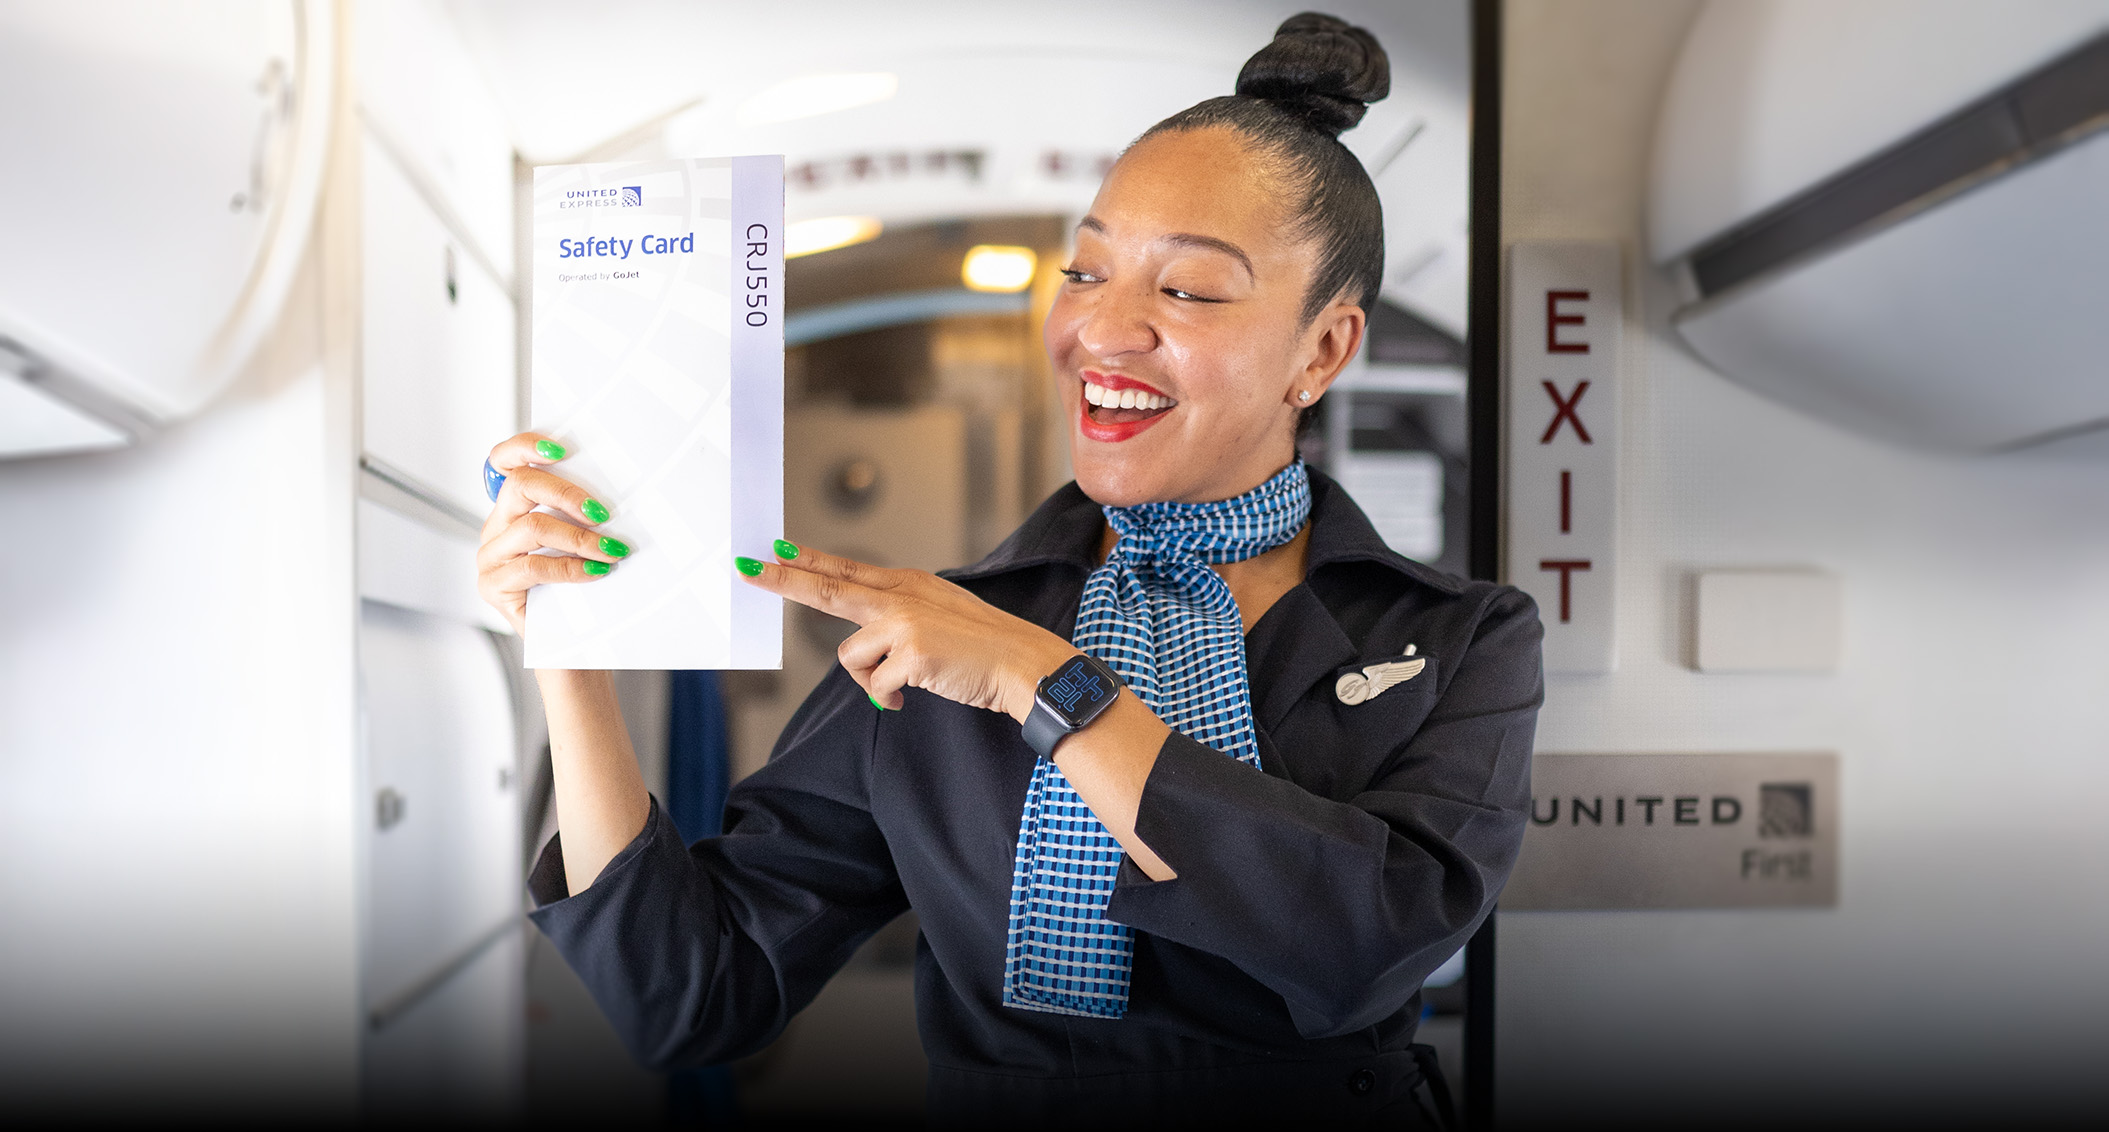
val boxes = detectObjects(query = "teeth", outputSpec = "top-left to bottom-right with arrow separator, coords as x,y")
1083,381 -> 1173,411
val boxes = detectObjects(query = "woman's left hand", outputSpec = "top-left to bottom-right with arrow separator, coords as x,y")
738,543 -> 1080,720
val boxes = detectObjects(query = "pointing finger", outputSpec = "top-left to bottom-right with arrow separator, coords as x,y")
736,555 -> 893,625
770,540 -> 905,591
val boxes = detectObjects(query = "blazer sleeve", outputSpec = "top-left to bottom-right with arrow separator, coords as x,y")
526,666 -> 910,1070
1104,586 -> 1543,1040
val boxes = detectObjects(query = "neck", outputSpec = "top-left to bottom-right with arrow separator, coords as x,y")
1094,521 -> 1312,634
1174,449 -> 1301,506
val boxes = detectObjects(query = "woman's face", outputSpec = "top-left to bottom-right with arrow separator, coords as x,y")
1045,126 -> 1365,507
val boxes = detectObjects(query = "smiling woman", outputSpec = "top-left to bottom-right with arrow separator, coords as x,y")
479,11 -> 1541,1128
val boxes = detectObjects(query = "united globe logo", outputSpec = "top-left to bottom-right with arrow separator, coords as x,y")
621,185 -> 643,207
1758,783 -> 1813,838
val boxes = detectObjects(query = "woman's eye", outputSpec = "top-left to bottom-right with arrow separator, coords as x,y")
1060,268 -> 1102,284
1163,287 -> 1222,303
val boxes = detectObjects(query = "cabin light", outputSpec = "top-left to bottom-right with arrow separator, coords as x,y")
961,245 -> 1037,293
786,216 -> 882,259
740,73 -> 897,127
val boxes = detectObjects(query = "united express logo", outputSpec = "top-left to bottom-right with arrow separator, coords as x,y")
559,186 -> 646,210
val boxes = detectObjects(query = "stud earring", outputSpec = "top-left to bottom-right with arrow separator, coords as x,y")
1297,390 -> 1312,402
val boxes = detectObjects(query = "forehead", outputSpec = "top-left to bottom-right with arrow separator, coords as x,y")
1082,127 -> 1299,260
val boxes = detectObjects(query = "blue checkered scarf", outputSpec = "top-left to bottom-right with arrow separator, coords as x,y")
1001,460 -> 1312,1018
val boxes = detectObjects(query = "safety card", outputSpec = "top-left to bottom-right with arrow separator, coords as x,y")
525,156 -> 784,669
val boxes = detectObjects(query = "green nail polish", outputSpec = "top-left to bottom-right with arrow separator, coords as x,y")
773,538 -> 800,560
582,560 -> 611,576
599,536 -> 631,558
581,498 -> 610,524
868,693 -> 885,711
535,439 -> 567,461
734,556 -> 765,577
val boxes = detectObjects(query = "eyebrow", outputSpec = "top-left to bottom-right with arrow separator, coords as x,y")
1077,216 -> 1256,282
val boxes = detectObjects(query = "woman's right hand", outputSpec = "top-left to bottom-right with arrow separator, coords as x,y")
477,432 -> 630,636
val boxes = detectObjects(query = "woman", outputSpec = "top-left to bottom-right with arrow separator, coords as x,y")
478,13 -> 1541,1126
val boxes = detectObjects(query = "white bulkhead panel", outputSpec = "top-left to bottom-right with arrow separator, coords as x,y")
358,0 -> 518,281
1675,132 -> 2109,450
0,362 -> 128,457
361,133 -> 518,518
361,928 -> 526,1117
1649,0 -> 2109,452
358,599 -> 520,1020
0,0 -> 331,437
1649,0 -> 2109,262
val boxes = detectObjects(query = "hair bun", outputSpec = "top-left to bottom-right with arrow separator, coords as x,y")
1234,12 -> 1390,136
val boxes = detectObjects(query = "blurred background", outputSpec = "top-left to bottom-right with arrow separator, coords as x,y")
3,0 -> 2108,1126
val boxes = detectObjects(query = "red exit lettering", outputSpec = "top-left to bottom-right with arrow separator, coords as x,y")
1540,559 -> 1591,623
1547,290 -> 1590,353
1540,380 -> 1592,445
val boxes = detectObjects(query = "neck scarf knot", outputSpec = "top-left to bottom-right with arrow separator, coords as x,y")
1002,460 -> 1312,1018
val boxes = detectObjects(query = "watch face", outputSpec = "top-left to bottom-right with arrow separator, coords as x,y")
1045,655 -> 1115,723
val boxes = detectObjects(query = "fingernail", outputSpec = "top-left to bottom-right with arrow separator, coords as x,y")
582,560 -> 611,577
599,536 -> 631,558
868,693 -> 884,711
581,498 -> 610,524
773,538 -> 799,560
535,439 -> 567,461
734,556 -> 765,577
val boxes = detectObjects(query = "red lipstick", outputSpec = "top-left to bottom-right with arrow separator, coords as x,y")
1077,370 -> 1175,443
1082,371 -> 1171,399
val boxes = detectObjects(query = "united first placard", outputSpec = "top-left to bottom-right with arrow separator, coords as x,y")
525,156 -> 783,670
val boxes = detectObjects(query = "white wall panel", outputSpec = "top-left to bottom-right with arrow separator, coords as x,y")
1500,0 -> 2109,1121
0,0 -> 332,428
361,134 -> 516,519
356,496 -> 505,631
1650,0 -> 2109,261
359,0 -> 516,279
358,600 -> 519,1015
362,928 -> 525,1118
0,251 -> 361,1112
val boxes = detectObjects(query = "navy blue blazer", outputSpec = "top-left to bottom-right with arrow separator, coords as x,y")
528,469 -> 1543,1126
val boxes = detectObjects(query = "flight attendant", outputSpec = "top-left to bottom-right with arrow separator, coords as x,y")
477,13 -> 1541,1126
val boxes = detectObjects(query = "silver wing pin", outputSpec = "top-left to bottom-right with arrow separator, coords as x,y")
1335,644 -> 1426,705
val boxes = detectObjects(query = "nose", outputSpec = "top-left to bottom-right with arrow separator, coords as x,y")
1074,280 -> 1159,361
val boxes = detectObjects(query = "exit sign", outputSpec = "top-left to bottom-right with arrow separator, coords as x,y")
1506,242 -> 1620,674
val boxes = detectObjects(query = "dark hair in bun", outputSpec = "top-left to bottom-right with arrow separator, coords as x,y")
1138,12 -> 1390,326
1236,11 -> 1390,135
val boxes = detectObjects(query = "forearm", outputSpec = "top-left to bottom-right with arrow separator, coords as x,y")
1105,732 -> 1517,1036
1021,686 -> 1179,881
535,668 -> 652,895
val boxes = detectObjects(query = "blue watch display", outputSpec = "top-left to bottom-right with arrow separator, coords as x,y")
1021,653 -> 1122,758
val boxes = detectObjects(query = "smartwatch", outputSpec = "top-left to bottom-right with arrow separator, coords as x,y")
1021,652 -> 1123,758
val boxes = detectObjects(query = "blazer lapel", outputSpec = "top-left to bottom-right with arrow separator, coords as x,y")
1246,584 -> 1358,737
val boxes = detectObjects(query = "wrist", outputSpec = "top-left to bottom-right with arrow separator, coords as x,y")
1007,639 -> 1083,724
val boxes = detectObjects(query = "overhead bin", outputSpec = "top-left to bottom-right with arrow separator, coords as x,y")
1649,0 -> 2109,452
0,0 -> 333,459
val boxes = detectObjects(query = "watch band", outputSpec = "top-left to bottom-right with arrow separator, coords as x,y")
1021,701 -> 1073,759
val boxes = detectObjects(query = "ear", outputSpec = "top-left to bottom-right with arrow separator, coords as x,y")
1286,299 -> 1366,408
